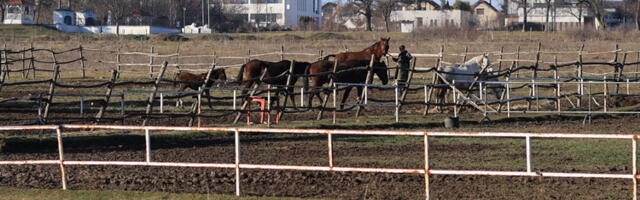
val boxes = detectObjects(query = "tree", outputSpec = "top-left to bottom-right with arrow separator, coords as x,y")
578,0 -> 606,30
452,0 -> 472,11
350,0 -> 375,31
377,0 -> 398,32
637,0 -> 640,30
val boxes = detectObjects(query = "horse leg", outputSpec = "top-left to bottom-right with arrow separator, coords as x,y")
287,86 -> 298,110
205,90 -> 213,109
340,87 -> 352,109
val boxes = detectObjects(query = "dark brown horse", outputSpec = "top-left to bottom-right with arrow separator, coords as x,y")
174,68 -> 227,108
324,38 -> 390,63
236,59 -> 311,107
306,59 -> 389,108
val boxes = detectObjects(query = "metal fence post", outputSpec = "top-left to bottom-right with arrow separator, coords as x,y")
632,136 -> 637,200
234,129 -> 241,196
424,131 -> 430,200
526,136 -> 532,173
145,128 -> 151,162
56,126 -> 67,190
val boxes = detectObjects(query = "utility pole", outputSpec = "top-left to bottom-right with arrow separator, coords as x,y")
201,0 -> 205,26
522,0 -> 527,32
636,0 -> 640,30
207,0 -> 211,28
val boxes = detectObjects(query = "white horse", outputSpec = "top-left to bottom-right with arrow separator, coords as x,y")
433,54 -> 503,110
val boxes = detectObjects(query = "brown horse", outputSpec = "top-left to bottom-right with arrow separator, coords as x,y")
306,59 -> 389,108
236,59 -> 311,107
324,38 -> 390,63
174,68 -> 227,108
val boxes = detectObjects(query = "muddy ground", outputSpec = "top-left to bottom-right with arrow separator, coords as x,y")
1,113 -> 639,199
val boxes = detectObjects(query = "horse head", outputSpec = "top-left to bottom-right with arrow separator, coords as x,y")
373,61 -> 389,85
208,68 -> 227,87
481,54 -> 491,69
378,37 -> 390,57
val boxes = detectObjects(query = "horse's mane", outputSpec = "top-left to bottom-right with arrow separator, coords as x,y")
362,41 -> 381,52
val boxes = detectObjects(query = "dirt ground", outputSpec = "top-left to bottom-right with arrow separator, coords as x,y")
1,113 -> 640,199
3,32 -> 640,199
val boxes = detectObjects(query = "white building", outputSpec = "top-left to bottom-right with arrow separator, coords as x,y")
221,0 -> 322,28
505,0 -> 594,30
391,8 -> 473,33
2,0 -> 36,25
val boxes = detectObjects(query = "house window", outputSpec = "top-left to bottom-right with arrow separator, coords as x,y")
416,17 -> 423,27
434,19 -> 437,26
476,8 -> 484,15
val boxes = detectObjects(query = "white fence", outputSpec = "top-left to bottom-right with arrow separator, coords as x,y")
0,125 -> 638,199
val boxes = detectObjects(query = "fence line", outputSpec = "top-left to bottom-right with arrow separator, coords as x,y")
0,124 -> 637,199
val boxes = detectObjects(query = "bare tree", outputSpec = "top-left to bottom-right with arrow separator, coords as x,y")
637,0 -> 640,30
377,0 -> 398,32
578,0 -> 606,30
350,0 -> 374,31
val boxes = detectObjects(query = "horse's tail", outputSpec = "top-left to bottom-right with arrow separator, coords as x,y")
303,63 -> 311,89
236,63 -> 246,83
173,72 -> 180,88
322,54 -> 336,61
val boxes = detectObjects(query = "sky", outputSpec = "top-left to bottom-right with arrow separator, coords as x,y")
322,0 -> 504,11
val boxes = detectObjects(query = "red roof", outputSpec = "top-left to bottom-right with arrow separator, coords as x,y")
130,10 -> 152,17
4,0 -> 34,5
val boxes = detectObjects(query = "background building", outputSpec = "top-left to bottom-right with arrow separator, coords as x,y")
2,0 -> 36,24
221,0 -> 322,28
391,7 -> 473,33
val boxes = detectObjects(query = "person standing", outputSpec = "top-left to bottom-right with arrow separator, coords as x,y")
393,45 -> 413,84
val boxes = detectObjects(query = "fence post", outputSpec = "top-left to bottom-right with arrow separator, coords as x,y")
554,56 -> 561,112
233,68 -> 268,124
56,126 -> 67,190
423,131 -> 430,200
2,43 -> 8,81
527,43 -> 542,110
145,128 -> 151,162
333,83 -> 337,124
29,43 -> 36,79
148,46 -> 155,78
115,47 -> 121,74
21,47 -> 26,78
632,137 -> 637,200
513,45 -> 521,78
497,46 -> 504,72
355,55 -> 376,118
43,65 -> 60,123
635,50 -> 640,79
398,57 -> 417,112
143,61 -> 168,126
95,70 -> 119,124
424,46 -> 444,115
280,45 -> 285,61
604,75 -> 608,113
461,46 -> 468,63
577,44 -> 585,107
281,60 -> 296,113
616,52 -> 627,94
189,64 -> 216,127
234,129 -> 241,196
316,60 -> 340,120
79,45 -> 86,79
